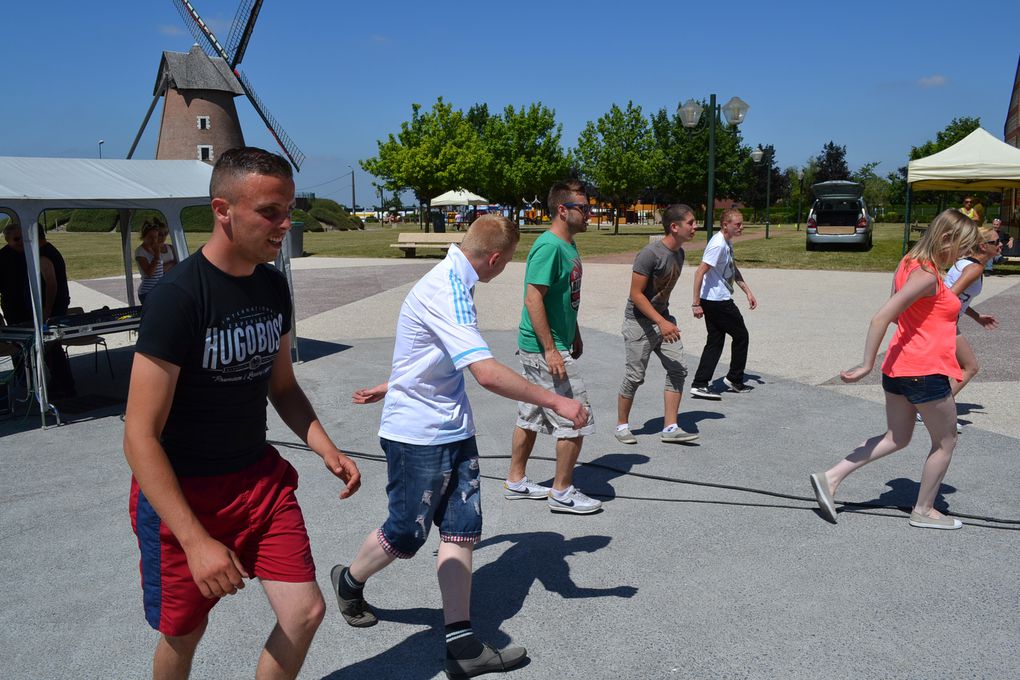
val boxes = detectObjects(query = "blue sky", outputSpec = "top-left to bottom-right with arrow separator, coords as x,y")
2,0 -> 1017,207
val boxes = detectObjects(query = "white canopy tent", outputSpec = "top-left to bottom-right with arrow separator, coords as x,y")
903,128 -> 1020,251
0,157 -> 213,424
431,189 -> 488,206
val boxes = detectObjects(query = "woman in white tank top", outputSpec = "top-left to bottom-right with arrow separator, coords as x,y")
943,226 -> 1001,404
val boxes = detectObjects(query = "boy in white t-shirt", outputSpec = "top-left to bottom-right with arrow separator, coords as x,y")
690,209 -> 758,399
332,215 -> 587,679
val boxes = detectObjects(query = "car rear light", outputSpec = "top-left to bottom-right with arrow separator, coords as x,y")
806,217 -> 817,233
856,217 -> 868,232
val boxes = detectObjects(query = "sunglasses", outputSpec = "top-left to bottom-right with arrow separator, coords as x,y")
562,202 -> 591,216
985,239 -> 1001,245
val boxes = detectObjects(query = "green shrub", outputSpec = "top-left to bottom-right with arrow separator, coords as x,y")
66,209 -> 120,232
308,198 -> 364,231
292,210 -> 322,232
181,206 -> 215,232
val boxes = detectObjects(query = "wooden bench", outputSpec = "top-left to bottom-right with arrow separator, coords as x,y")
389,232 -> 465,258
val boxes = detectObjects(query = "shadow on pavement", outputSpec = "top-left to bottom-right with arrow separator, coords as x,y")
321,532 -> 634,680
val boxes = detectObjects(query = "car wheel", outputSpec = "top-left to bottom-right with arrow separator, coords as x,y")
806,241 -> 817,251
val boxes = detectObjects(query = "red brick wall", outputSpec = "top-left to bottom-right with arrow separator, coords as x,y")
155,88 -> 245,164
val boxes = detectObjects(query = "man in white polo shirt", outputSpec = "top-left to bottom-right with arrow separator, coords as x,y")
331,215 -> 587,678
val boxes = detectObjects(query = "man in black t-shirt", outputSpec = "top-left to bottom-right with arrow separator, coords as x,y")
124,147 -> 362,680
1,222 -> 31,324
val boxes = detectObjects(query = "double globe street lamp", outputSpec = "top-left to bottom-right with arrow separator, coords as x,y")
678,95 -> 750,239
750,145 -> 772,239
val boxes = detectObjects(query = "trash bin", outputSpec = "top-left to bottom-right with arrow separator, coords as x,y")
289,221 -> 304,258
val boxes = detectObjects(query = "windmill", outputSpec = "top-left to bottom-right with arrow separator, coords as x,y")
128,0 -> 305,170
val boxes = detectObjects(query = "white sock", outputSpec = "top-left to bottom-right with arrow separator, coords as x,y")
616,423 -> 630,431
505,477 -> 529,490
551,485 -> 574,500
662,424 -> 678,433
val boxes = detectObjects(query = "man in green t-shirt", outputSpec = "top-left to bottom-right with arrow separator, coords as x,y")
504,179 -> 600,514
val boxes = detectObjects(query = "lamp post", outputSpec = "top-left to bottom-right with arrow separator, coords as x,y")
98,139 -> 104,159
348,165 -> 356,215
678,95 -> 750,239
750,146 -> 772,239
796,169 -> 804,231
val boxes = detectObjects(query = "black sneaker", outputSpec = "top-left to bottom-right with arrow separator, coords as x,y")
330,564 -> 378,627
689,386 -> 721,400
723,378 -> 751,393
445,642 -> 527,678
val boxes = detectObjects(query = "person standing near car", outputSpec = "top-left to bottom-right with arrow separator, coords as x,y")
689,209 -> 757,399
615,204 -> 699,445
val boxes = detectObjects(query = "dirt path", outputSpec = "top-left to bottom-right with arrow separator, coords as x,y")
584,226 -> 801,264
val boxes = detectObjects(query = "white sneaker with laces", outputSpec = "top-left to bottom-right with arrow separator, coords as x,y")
548,486 -> 602,514
690,386 -> 721,400
503,477 -> 550,500
614,426 -> 637,444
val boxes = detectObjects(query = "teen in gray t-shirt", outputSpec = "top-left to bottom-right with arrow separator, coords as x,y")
624,239 -> 685,321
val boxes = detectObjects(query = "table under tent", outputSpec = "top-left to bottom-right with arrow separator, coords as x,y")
0,157 -> 301,427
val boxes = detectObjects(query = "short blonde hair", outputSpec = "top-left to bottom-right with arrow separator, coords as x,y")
908,209 -> 979,271
721,208 -> 743,225
461,214 -> 519,256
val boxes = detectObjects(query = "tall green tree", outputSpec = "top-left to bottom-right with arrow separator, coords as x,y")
361,97 -> 486,230
909,116 -> 981,160
851,161 -> 891,214
575,102 -> 661,234
813,141 -> 851,185
478,104 -> 570,223
650,102 -> 750,214
746,145 -> 789,221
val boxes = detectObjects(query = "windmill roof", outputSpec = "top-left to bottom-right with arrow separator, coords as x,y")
155,45 -> 243,96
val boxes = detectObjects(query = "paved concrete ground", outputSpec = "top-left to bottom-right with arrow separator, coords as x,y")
1,256 -> 1017,679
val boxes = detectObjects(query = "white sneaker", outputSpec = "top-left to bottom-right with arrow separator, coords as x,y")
661,428 -> 699,443
503,477 -> 550,500
614,426 -> 637,444
690,386 -> 721,400
956,420 -> 964,434
547,486 -> 602,514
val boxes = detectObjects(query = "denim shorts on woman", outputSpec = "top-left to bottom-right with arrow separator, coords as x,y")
881,373 -> 951,405
376,436 -> 482,559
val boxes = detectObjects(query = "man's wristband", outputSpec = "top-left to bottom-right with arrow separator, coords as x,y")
692,303 -> 701,307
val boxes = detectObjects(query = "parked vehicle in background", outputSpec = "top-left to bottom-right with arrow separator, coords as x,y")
806,181 -> 873,250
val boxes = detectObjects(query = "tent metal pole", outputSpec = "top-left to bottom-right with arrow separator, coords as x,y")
120,210 -> 135,305
902,186 -> 913,256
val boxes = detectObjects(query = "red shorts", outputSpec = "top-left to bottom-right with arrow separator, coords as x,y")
129,446 -> 315,636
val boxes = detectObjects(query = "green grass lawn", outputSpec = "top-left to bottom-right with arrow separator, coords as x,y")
47,222 -> 1019,281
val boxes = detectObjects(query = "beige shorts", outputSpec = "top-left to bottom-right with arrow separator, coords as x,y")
515,349 -> 596,438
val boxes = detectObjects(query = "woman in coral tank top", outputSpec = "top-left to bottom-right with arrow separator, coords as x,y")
809,209 -> 979,530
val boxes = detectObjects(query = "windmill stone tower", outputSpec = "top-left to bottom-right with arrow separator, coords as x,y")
154,45 -> 245,164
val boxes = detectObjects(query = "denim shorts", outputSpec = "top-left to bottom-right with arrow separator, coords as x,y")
377,436 -> 482,559
881,373 -> 951,405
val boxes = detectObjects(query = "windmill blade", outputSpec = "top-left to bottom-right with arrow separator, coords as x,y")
235,69 -> 306,170
225,0 -> 263,68
172,0 -> 228,59
171,0 -> 304,169
127,75 -> 169,159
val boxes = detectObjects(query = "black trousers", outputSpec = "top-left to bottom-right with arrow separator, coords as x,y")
692,298 -> 748,387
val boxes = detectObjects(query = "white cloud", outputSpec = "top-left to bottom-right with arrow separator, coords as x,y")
371,34 -> 391,45
918,74 -> 948,88
158,25 -> 185,36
